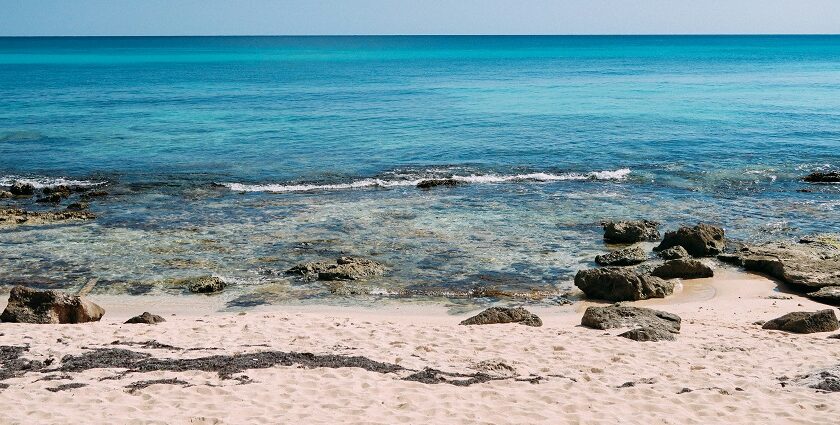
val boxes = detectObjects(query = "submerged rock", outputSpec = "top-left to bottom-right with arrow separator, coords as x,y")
36,193 -> 64,204
803,172 -> 840,183
574,267 -> 674,301
0,285 -> 105,324
595,246 -> 648,266
65,202 -> 89,211
41,185 -> 71,197
655,223 -> 725,257
286,257 -> 387,281
719,238 -> 840,289
459,307 -> 542,327
183,276 -> 227,294
762,309 -> 839,334
651,259 -> 714,279
0,191 -> 12,198
0,208 -> 95,226
581,305 -> 681,333
416,178 -> 460,189
658,246 -> 689,260
602,220 -> 660,244
618,327 -> 676,342
807,286 -> 840,305
124,312 -> 166,324
9,182 -> 35,196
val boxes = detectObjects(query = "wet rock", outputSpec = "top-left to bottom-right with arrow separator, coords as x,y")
326,281 -> 372,296
574,267 -> 674,301
595,246 -> 648,266
762,309 -> 839,334
719,238 -> 840,289
581,305 -> 681,333
9,182 -> 35,196
0,208 -> 95,226
35,193 -> 64,204
124,312 -> 166,324
651,259 -> 714,279
80,190 -> 108,200
417,178 -> 460,189
459,307 -> 542,327
41,185 -> 71,197
183,276 -> 227,294
803,172 -> 840,183
286,257 -> 387,281
602,220 -> 660,244
655,223 -> 725,257
807,287 -> 840,305
65,202 -> 89,211
658,246 -> 689,260
0,191 -> 12,198
618,327 -> 676,342
0,285 -> 105,324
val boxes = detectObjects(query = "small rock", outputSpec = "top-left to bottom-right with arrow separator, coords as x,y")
0,191 -> 12,198
602,220 -> 660,244
416,178 -> 460,189
574,267 -> 674,301
762,309 -> 839,334
183,276 -> 227,294
658,246 -> 689,260
595,246 -> 648,266
124,312 -> 166,324
459,307 -> 542,327
654,223 -> 725,257
651,259 -> 714,280
0,285 -> 105,324
618,327 -> 676,342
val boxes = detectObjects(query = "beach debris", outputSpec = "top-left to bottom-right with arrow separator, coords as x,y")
126,378 -> 191,394
719,236 -> 840,289
581,305 -> 681,333
0,346 -> 47,381
459,307 -> 543,327
762,309 -> 839,334
651,259 -> 714,280
0,208 -> 95,226
595,245 -> 648,266
9,182 -> 35,196
574,267 -> 674,301
602,220 -> 660,244
658,245 -> 689,260
124,312 -> 166,325
803,171 -> 840,183
0,286 -> 105,324
416,178 -> 460,189
654,223 -> 725,257
46,383 -> 87,392
286,256 -> 387,281
181,276 -> 227,294
807,286 -> 840,305
404,368 -> 497,386
618,327 -> 676,342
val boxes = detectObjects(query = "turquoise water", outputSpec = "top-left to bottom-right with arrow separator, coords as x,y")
0,36 -> 838,306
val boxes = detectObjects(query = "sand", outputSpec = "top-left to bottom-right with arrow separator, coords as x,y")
1,268 -> 839,424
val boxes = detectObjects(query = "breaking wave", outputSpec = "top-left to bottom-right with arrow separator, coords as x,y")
0,175 -> 107,189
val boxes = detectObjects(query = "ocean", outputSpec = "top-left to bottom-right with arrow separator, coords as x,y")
1,35 -> 838,306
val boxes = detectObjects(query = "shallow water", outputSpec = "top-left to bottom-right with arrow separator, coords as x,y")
1,36 -> 838,306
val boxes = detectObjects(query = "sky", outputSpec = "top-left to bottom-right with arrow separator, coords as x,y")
1,0 -> 839,36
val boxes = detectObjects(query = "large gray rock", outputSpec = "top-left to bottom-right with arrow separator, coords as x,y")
602,220 -> 660,244
618,327 -> 676,342
581,305 -> 681,333
574,267 -> 674,301
658,246 -> 689,260
719,237 -> 840,289
762,309 -> 839,334
286,257 -> 387,281
807,286 -> 840,305
651,259 -> 714,280
595,246 -> 648,266
0,286 -> 105,324
459,307 -> 542,327
655,223 -> 725,257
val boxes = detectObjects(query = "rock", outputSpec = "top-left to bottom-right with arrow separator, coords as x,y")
581,305 -> 681,333
459,307 -> 542,327
416,178 -> 460,189
803,172 -> 840,183
326,281 -> 372,296
602,220 -> 660,244
124,312 -> 166,324
36,193 -> 64,204
651,259 -> 714,279
807,287 -> 840,305
654,223 -> 725,257
80,190 -> 108,200
183,276 -> 227,294
0,208 -> 95,226
286,257 -> 387,281
791,365 -> 840,392
42,185 -> 71,197
595,246 -> 648,266
719,238 -> 840,289
0,191 -> 12,198
65,202 -> 89,211
618,327 -> 676,342
9,182 -> 35,196
574,267 -> 674,301
658,246 -> 689,260
762,309 -> 839,334
0,285 -> 105,324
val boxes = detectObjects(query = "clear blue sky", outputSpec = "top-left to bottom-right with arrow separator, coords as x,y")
2,0 -> 839,36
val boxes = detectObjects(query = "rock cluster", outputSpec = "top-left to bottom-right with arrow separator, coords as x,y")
0,286 -> 105,324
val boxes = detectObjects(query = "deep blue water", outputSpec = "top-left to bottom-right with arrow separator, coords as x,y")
0,36 -> 838,306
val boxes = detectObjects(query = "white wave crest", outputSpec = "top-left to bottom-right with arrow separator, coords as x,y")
221,169 -> 631,193
0,175 -> 106,189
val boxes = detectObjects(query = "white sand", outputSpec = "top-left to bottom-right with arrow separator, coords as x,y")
1,269 -> 839,424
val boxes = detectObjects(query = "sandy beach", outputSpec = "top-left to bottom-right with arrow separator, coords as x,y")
1,268 -> 838,424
